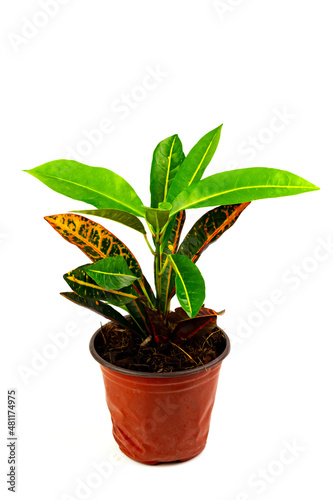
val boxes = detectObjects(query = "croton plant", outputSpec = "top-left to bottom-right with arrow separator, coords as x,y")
25,125 -> 319,346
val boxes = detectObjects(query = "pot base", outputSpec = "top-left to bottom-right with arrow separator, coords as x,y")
117,447 -> 205,465
114,425 -> 206,465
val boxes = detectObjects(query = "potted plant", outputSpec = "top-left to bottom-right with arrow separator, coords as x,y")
25,124 -> 319,464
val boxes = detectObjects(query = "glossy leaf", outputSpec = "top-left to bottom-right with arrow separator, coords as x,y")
150,134 -> 185,208
60,292 -> 138,332
64,264 -> 137,306
170,307 -> 221,344
168,254 -> 205,318
44,214 -> 142,277
144,206 -> 170,232
160,211 -> 186,315
178,203 -> 250,263
166,125 -> 222,203
170,167 -> 320,215
45,213 -> 155,309
85,256 -> 137,290
70,208 -> 146,234
24,160 -> 145,217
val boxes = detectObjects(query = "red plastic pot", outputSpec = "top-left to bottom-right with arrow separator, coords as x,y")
89,325 -> 230,465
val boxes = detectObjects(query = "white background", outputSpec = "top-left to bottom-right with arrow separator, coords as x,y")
1,1 -> 332,499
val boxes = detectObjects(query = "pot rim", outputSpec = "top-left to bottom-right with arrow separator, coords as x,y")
89,323 -> 231,378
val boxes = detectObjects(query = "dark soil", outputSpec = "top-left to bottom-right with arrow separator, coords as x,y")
95,321 -> 227,373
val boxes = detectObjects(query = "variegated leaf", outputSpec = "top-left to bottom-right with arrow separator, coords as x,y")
136,298 -> 168,344
64,264 -> 137,307
169,307 -> 221,344
164,204 -> 250,304
45,213 -> 156,307
45,213 -> 142,276
60,292 -> 138,333
178,203 -> 250,263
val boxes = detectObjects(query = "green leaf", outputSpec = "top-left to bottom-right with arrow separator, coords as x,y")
159,210 -> 186,315
166,125 -> 222,203
178,203 -> 250,263
168,254 -> 205,318
70,208 -> 146,234
24,160 -> 145,217
150,134 -> 185,208
170,167 -> 319,215
144,206 -> 170,232
85,256 -> 137,290
60,292 -> 138,333
64,264 -> 138,307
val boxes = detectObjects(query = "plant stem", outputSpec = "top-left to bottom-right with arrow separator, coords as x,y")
124,307 -> 146,338
152,220 -> 163,311
150,220 -> 169,313
144,234 -> 156,256
138,279 -> 154,309
159,219 -> 170,240
146,222 -> 156,238
158,256 -> 169,277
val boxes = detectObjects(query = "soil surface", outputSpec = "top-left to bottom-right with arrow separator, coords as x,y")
94,321 -> 227,373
